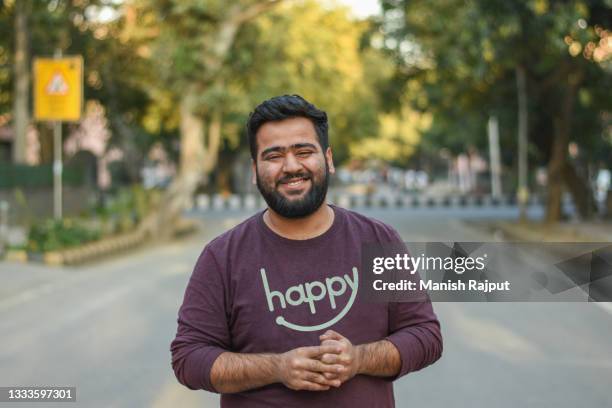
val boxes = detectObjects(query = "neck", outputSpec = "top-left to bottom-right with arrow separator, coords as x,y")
263,202 -> 334,240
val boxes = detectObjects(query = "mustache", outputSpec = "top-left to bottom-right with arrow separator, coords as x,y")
276,172 -> 312,186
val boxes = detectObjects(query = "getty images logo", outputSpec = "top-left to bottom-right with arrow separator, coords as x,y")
260,268 -> 359,332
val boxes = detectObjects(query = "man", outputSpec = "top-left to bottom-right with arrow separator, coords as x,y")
171,95 -> 442,407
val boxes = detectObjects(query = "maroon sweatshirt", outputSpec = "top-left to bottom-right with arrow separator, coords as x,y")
171,205 -> 442,407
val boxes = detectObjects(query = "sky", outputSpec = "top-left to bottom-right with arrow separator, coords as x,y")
333,0 -> 382,19
90,1 -> 383,23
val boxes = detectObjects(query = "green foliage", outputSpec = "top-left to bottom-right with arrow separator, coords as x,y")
0,1 -> 15,117
381,0 -> 612,164
95,185 -> 160,234
27,218 -> 101,253
25,185 -> 160,252
3,0 -> 423,181
133,0 -> 403,166
222,1 -> 394,162
1,0 -> 153,178
133,0 -> 240,104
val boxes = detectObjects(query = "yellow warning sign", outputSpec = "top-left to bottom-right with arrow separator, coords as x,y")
34,56 -> 83,122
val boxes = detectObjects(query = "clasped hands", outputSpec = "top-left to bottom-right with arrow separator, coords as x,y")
276,330 -> 361,391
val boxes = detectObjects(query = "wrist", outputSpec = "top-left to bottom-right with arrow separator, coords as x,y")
269,353 -> 283,383
353,344 -> 365,376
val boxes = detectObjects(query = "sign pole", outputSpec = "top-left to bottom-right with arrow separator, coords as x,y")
53,48 -> 63,220
53,120 -> 62,219
33,50 -> 83,221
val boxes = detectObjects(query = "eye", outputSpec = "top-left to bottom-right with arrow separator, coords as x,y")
265,154 -> 282,160
296,151 -> 313,157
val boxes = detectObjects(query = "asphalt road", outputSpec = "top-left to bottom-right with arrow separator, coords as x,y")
0,207 -> 611,407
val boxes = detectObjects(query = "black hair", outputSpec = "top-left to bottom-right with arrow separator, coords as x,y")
246,94 -> 329,161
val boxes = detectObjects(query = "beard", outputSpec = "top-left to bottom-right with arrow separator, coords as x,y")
256,162 -> 329,219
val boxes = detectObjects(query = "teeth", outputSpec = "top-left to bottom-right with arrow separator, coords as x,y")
286,178 -> 307,186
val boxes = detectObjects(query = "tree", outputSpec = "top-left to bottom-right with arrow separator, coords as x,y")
205,0 -> 432,182
1,0 -> 147,169
123,0 -> 283,237
11,0 -> 28,164
224,1 -> 383,161
380,0 -> 612,222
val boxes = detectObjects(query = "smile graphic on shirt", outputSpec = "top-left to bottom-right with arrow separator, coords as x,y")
260,267 -> 359,332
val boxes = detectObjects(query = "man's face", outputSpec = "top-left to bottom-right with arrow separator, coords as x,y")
252,117 -> 335,218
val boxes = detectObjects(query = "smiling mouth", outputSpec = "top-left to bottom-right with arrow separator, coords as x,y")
278,176 -> 310,189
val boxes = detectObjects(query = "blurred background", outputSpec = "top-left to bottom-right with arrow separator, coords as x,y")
0,0 -> 611,407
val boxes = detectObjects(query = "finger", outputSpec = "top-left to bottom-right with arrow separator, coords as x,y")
339,353 -> 352,364
321,339 -> 341,347
296,380 -> 331,392
323,372 -> 339,380
303,371 -> 341,388
301,344 -> 342,358
319,330 -> 344,341
320,353 -> 341,364
302,358 -> 345,374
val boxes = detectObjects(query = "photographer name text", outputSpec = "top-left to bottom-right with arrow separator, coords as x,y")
372,279 -> 510,293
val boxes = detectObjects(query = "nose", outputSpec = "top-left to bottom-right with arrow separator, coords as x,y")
282,152 -> 303,174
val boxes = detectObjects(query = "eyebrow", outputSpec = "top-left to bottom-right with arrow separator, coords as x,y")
260,143 -> 318,158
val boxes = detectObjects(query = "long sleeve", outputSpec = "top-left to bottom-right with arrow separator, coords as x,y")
170,246 -> 231,392
381,226 -> 443,378
384,297 -> 443,378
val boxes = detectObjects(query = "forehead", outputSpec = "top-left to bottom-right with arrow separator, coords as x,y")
256,117 -> 319,152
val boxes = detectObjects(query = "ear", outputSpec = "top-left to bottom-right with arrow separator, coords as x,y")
251,159 -> 257,184
325,147 -> 335,174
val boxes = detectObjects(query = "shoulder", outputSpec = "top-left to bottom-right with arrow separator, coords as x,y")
334,206 -> 403,244
194,212 -> 262,271
204,211 -> 261,254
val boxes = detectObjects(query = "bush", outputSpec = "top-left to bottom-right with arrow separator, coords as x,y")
26,185 -> 161,252
96,185 -> 161,233
27,219 -> 101,253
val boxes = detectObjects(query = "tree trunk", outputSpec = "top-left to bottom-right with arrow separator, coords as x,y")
516,65 -> 528,221
203,108 -> 222,174
179,87 -> 207,176
138,88 -> 211,240
141,1 -> 283,239
545,70 -> 582,224
12,0 -> 29,164
545,117 -> 566,223
138,169 -> 202,240
563,161 -> 596,218
606,191 -> 612,220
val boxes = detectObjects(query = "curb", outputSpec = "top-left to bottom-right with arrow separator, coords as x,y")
491,221 -> 610,242
4,249 -> 28,263
42,229 -> 147,266
59,231 -> 146,265
1,218 -> 201,266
